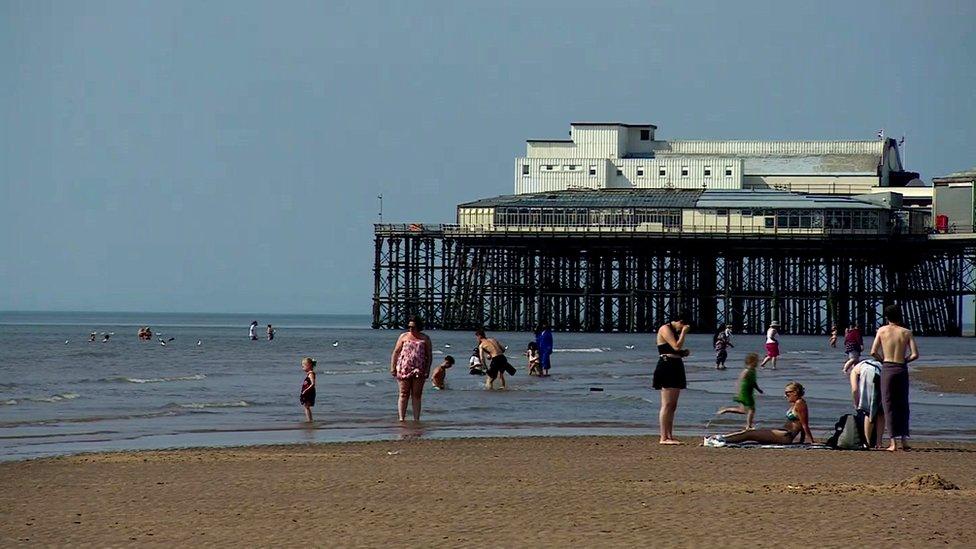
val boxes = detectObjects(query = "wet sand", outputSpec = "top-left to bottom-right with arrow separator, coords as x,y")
2,436 -> 974,547
914,366 -> 976,396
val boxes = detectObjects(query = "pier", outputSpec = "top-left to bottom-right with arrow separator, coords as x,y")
372,222 -> 976,335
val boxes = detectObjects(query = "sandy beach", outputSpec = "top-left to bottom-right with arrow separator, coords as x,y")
2,436 -> 974,547
914,366 -> 976,396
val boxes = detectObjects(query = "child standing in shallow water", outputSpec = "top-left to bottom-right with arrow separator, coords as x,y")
525,341 -> 541,376
299,357 -> 316,422
717,353 -> 763,429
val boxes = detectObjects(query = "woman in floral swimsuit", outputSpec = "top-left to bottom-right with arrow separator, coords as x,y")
390,316 -> 433,422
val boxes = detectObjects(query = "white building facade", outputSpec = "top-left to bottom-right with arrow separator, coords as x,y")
515,122 -> 916,197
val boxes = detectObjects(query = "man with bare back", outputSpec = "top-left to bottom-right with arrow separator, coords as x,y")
476,329 -> 516,390
869,304 -> 919,452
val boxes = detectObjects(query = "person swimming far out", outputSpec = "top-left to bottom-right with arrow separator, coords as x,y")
716,352 -> 763,429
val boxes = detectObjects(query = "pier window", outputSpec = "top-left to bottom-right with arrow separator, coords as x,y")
725,166 -> 733,177
588,165 -> 597,176
616,168 -> 623,176
640,129 -> 651,140
681,167 -> 689,177
566,164 -> 577,171
637,167 -> 644,177
659,167 -> 667,177
522,164 -> 529,176
704,166 -> 712,177
543,165 -> 554,171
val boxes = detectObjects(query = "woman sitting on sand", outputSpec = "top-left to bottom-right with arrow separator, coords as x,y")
707,382 -> 815,446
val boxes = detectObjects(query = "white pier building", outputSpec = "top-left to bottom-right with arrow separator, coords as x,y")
515,122 -> 922,200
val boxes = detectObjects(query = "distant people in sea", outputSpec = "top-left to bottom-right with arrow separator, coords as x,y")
249,321 -> 259,341
536,323 -> 554,376
101,333 -> 111,343
849,358 -> 884,448
870,304 -> 919,452
525,341 -> 541,376
713,324 -> 733,370
842,322 -> 864,373
828,325 -> 838,348
717,352 -> 763,429
390,316 -> 432,421
89,331 -> 97,343
267,324 -> 275,341
431,355 -> 454,390
707,382 -> 815,446
476,329 -> 516,390
138,326 -> 153,341
760,321 -> 780,370
299,357 -> 317,422
653,311 -> 691,445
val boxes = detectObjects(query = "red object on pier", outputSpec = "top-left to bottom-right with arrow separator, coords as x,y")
936,215 -> 948,233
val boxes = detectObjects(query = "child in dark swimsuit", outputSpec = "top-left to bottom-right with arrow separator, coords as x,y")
299,357 -> 317,422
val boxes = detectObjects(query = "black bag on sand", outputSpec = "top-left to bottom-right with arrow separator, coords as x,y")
825,413 -> 868,450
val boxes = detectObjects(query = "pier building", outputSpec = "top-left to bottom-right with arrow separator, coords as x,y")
515,122 -> 925,203
374,122 -> 975,336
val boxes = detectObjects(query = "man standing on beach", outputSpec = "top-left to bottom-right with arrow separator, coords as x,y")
869,304 -> 919,452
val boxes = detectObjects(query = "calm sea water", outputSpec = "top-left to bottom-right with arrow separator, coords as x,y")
1,311 -> 975,461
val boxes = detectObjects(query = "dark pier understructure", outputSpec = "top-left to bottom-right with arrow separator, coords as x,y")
373,223 -> 976,336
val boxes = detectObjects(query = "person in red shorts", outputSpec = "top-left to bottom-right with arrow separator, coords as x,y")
760,320 -> 780,370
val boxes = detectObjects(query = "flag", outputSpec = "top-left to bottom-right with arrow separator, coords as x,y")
876,129 -> 885,139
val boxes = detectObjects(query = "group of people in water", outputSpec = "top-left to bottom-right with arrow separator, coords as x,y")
295,305 -> 919,452
249,321 -> 275,341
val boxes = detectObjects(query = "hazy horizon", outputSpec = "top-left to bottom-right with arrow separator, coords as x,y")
3,1 -> 974,315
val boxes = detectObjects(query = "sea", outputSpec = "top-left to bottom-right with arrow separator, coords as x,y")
1,311 -> 975,461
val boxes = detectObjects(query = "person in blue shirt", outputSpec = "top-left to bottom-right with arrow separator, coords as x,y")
537,322 -> 554,377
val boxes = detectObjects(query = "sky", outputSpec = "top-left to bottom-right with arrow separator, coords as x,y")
1,0 -> 974,314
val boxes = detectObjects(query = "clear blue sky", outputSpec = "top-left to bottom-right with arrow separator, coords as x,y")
2,0 -> 974,314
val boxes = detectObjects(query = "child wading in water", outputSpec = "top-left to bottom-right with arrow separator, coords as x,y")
431,355 -> 454,389
717,352 -> 763,429
525,341 -> 542,376
299,357 -> 317,422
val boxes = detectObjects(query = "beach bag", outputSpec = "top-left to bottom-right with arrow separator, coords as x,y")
824,413 -> 867,450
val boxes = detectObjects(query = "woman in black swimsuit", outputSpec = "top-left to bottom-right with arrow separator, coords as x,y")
654,311 -> 691,445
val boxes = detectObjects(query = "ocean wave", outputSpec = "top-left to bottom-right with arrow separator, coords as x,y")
553,348 -> 608,353
120,374 -> 207,384
2,399 -> 18,406
172,400 -> 251,409
353,360 -> 381,366
25,393 -> 81,404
